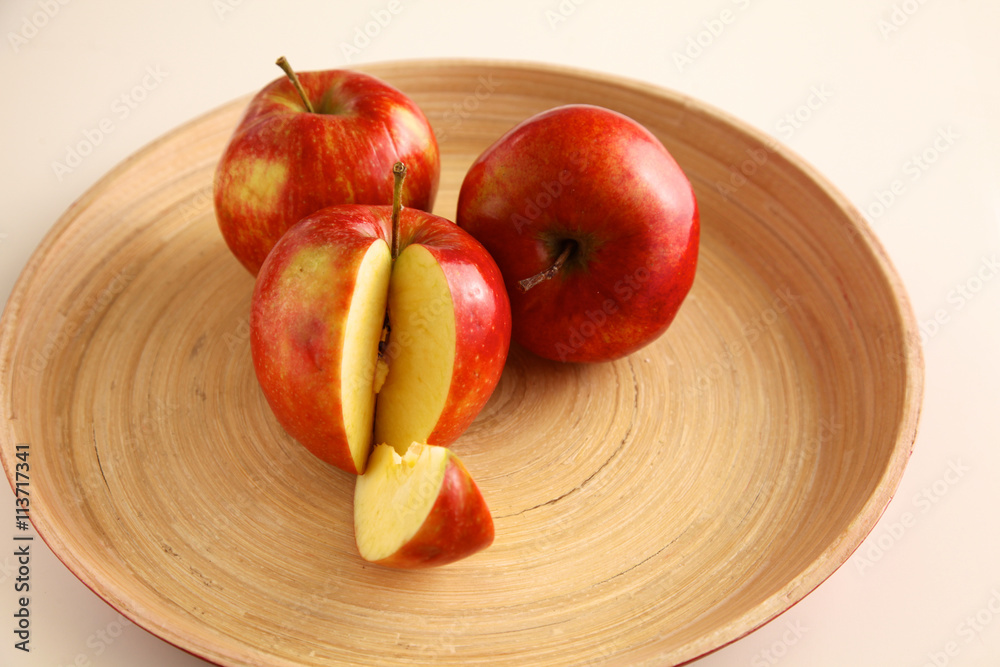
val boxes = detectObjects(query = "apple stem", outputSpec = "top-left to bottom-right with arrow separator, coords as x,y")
391,162 -> 407,261
517,241 -> 575,293
275,56 -> 314,113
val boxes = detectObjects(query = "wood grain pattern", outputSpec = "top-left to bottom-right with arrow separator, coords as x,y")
0,60 -> 922,666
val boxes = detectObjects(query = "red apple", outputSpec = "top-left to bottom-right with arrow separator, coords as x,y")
354,443 -> 494,568
215,58 -> 440,275
456,104 -> 699,363
249,174 -> 511,475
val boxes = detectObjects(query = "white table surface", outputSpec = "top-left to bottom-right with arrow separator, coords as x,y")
2,1 -> 998,665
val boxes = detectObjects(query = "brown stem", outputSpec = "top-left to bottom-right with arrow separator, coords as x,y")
390,162 -> 407,261
379,163 -> 408,381
518,241 -> 575,292
275,56 -> 314,113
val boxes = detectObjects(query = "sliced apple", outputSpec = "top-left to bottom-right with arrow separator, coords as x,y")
354,443 -> 494,568
250,202 -> 511,475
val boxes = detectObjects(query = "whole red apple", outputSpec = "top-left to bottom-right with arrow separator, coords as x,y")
250,185 -> 511,475
215,58 -> 440,275
456,104 -> 699,363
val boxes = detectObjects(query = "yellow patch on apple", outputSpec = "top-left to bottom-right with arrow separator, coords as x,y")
391,106 -> 432,148
230,159 -> 289,215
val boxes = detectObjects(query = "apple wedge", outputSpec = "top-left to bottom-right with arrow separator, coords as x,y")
249,199 -> 511,475
354,443 -> 494,568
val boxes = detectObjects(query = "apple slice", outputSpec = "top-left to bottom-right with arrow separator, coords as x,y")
339,241 -> 392,471
354,443 -> 494,568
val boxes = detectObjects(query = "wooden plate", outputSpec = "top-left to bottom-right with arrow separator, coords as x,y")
0,60 -> 922,666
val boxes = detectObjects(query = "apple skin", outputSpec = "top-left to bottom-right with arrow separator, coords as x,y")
364,448 -> 494,569
249,204 -> 511,474
215,68 -> 440,275
456,104 -> 699,363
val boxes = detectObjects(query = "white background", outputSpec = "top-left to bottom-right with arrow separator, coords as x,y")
1,1 -> 998,665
